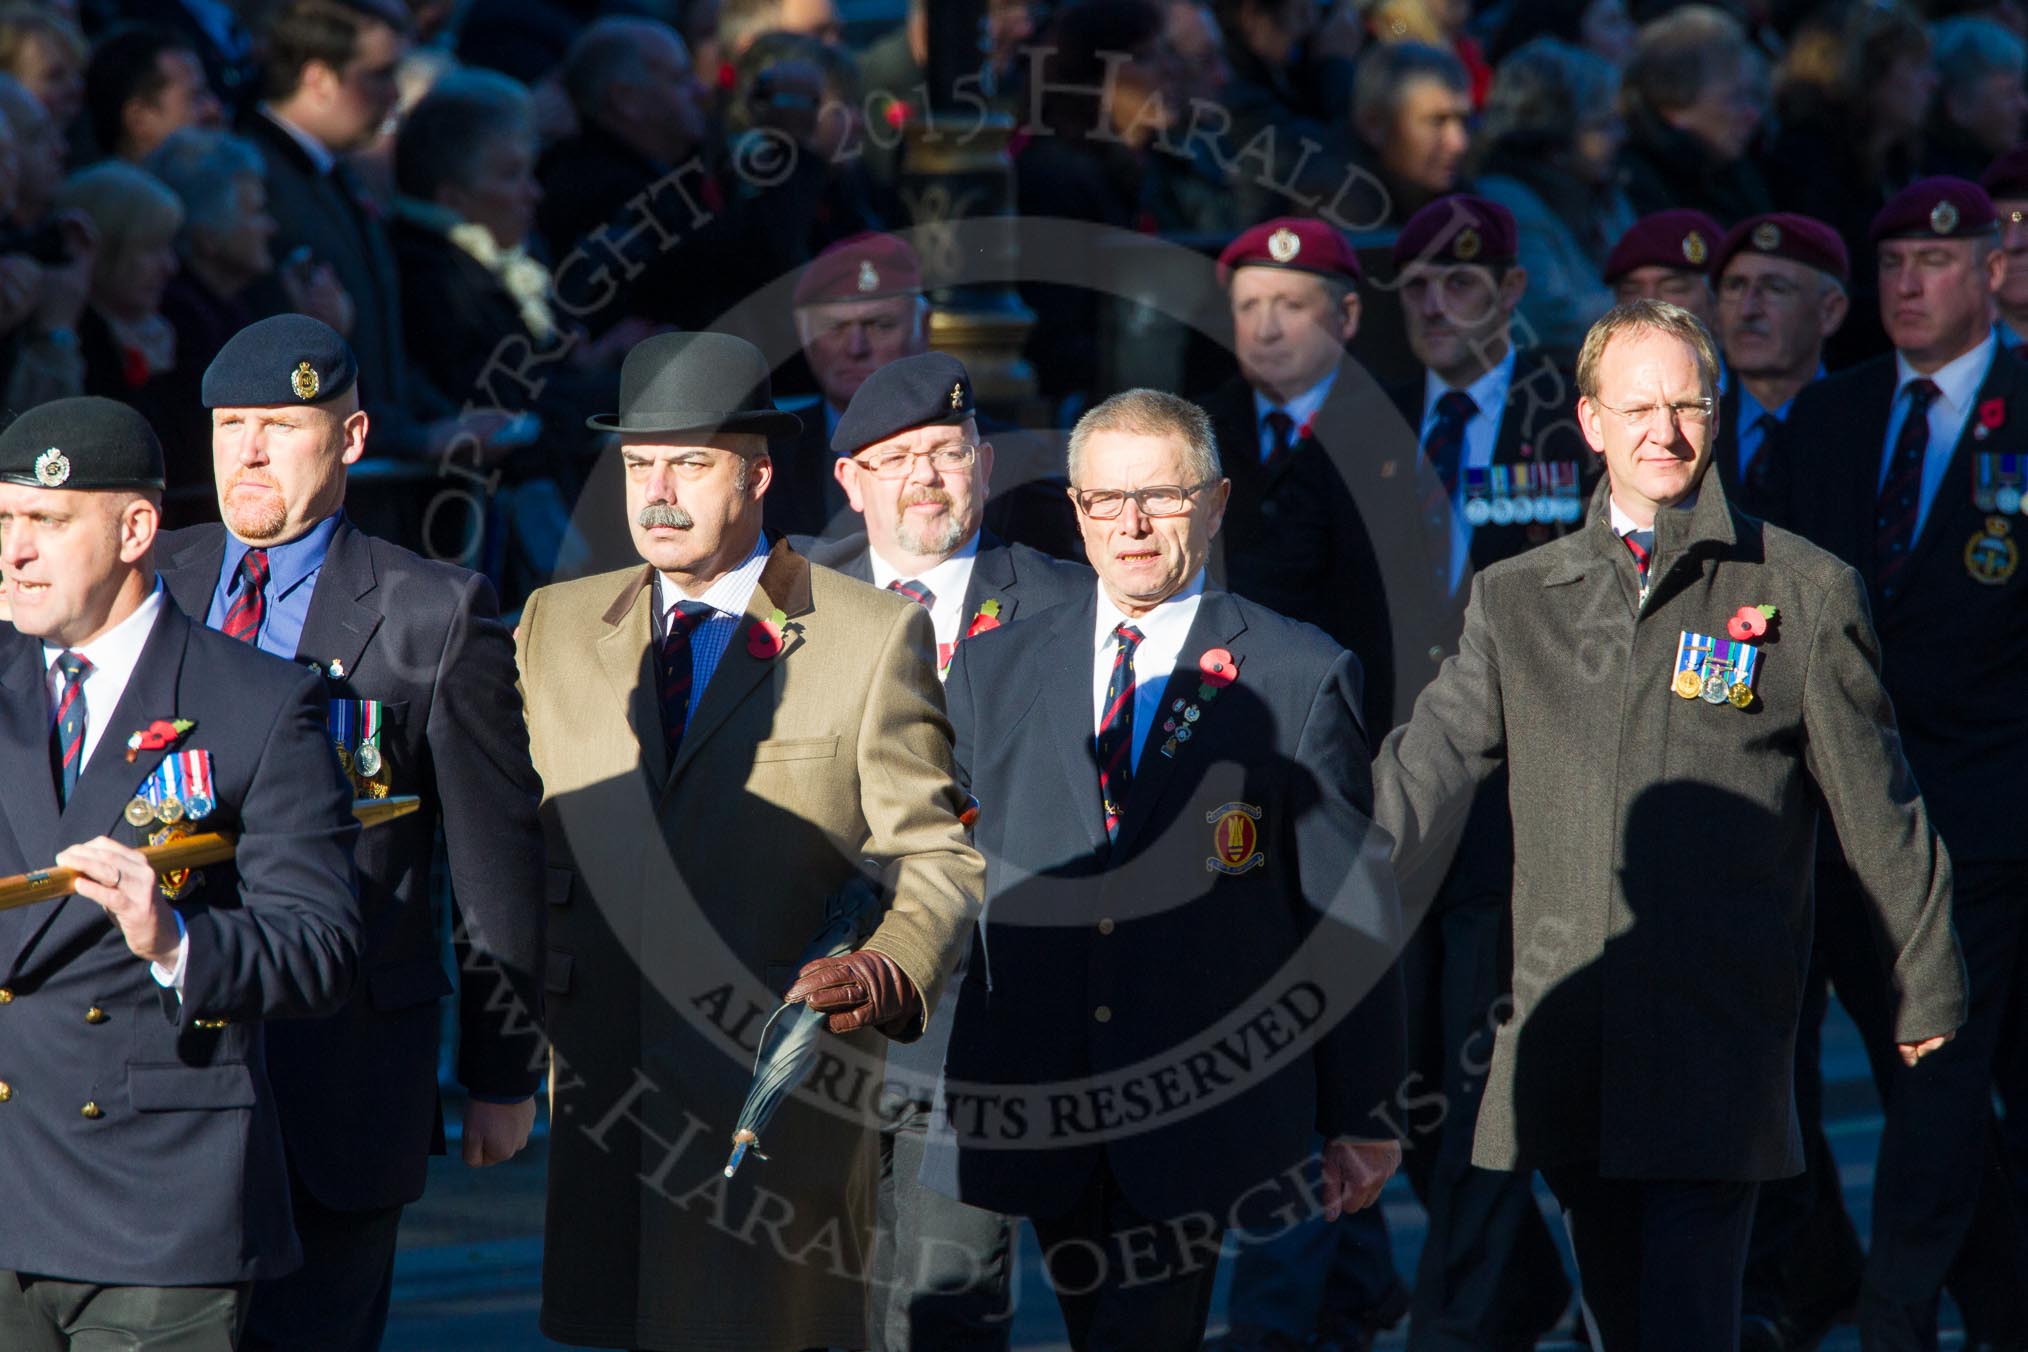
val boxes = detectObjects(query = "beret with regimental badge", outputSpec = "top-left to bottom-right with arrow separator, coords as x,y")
1604,209 -> 1725,283
0,396 -> 165,491
1712,212 -> 1850,285
202,313 -> 359,408
1870,176 -> 1996,242
1393,195 -> 1518,270
793,232 -> 924,307
831,352 -> 975,458
1981,146 -> 2028,205
1216,217 -> 1363,287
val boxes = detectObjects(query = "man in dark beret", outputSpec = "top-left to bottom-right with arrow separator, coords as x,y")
1605,208 -> 1725,331
0,395 -> 362,1347
802,349 -> 1085,1352
1982,145 -> 2028,350
1760,176 -> 2028,1351
149,313 -> 548,1352
1710,213 -> 1850,515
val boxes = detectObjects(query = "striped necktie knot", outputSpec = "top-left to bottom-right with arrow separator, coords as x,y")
222,548 -> 271,644
887,578 -> 935,609
51,650 -> 92,805
1096,624 -> 1144,842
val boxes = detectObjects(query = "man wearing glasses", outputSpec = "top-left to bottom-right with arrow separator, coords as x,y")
1374,299 -> 1965,1350
803,351 -> 1086,1352
926,388 -> 1409,1350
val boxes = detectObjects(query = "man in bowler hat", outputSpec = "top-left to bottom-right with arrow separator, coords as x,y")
518,331 -> 984,1351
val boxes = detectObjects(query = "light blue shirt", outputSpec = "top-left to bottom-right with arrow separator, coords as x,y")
207,513 -> 344,661
1881,334 -> 1995,541
652,536 -> 770,726
1734,365 -> 1822,480
1418,347 -> 1518,592
1251,369 -> 1338,464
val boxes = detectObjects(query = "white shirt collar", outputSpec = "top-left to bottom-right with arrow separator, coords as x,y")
867,529 -> 980,597
44,580 -> 166,770
654,535 -> 770,622
1251,367 -> 1339,433
259,104 -> 336,175
1093,569 -> 1206,655
1421,345 -> 1518,427
1608,491 -> 1698,537
1895,332 -> 1997,414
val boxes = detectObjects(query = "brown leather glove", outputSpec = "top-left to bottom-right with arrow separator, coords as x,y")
783,948 -> 921,1035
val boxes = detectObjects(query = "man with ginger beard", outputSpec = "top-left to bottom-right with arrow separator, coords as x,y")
153,313 -> 547,1352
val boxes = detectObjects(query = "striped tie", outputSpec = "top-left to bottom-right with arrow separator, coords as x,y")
1263,410 -> 1295,472
1622,529 -> 1654,585
50,650 -> 91,806
1095,623 -> 1144,842
887,578 -> 935,609
222,548 -> 270,645
1874,379 -> 1939,601
657,600 -> 712,766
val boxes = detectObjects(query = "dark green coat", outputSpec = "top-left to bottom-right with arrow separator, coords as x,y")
1375,473 -> 1965,1181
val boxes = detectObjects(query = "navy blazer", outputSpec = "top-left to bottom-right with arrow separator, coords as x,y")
923,588 -> 1408,1222
1760,348 -> 2028,864
799,530 -> 1091,629
0,598 -> 360,1285
159,519 -> 547,1210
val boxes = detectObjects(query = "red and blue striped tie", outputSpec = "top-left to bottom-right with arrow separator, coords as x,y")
658,601 -> 712,766
1096,623 -> 1144,842
222,548 -> 270,645
50,650 -> 91,806
887,578 -> 935,609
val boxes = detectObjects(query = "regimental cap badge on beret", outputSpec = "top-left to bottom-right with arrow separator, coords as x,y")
33,447 -> 69,487
857,260 -> 879,293
291,361 -> 319,401
1752,221 -> 1782,251
1454,226 -> 1482,261
1932,199 -> 1961,234
1683,231 -> 1709,266
949,381 -> 964,410
1267,227 -> 1300,263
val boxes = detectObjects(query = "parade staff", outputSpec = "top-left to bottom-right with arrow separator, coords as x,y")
1708,212 -> 1848,516
517,331 -> 983,1352
1373,300 -> 1965,1350
803,349 -> 1086,1352
0,396 -> 361,1346
152,314 -> 548,1352
1604,209 -> 1724,331
1761,178 -> 2028,1349
927,389 -> 1407,1350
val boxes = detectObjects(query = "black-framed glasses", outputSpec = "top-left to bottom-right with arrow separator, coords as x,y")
1069,481 -> 1215,519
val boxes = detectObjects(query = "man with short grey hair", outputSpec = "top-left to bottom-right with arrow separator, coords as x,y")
1344,42 -> 1471,229
1375,298 -> 1964,1349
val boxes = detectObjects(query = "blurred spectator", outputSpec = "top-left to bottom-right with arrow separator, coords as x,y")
1016,0 -> 1183,399
0,84 -> 90,422
84,25 -> 223,164
1147,0 -> 1241,233
1763,0 -> 1934,365
717,0 -> 842,56
1486,0 -> 1637,67
1474,38 -> 1635,355
684,0 -> 726,90
1216,0 -> 1358,221
1364,0 -> 1491,107
1340,41 -> 1472,229
1603,208 -> 1723,330
0,4 -> 84,132
53,161 -> 182,434
1618,5 -> 1772,224
1926,18 -> 2028,180
1931,0 -> 2028,34
453,0 -> 590,86
113,0 -> 260,118
145,127 -> 304,510
1985,147 -> 2028,347
725,30 -> 883,255
0,71 -> 66,231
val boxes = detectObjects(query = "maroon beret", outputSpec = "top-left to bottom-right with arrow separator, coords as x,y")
1870,177 -> 1997,242
1712,213 -> 1850,285
1392,195 -> 1519,270
792,232 -> 922,307
1217,217 -> 1363,287
1603,210 -> 1724,283
1982,146 -> 2028,203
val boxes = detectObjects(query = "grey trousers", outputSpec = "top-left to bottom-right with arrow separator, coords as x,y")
0,1271 -> 249,1351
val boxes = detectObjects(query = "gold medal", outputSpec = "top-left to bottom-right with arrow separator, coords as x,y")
124,797 -> 155,827
157,796 -> 185,824
1727,681 -> 1755,709
334,744 -> 352,773
1672,669 -> 1702,699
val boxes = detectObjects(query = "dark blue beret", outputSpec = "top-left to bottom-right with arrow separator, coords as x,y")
831,352 -> 976,457
0,396 -> 164,491
202,313 -> 359,408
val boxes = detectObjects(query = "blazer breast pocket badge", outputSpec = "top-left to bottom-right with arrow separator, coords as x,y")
1206,802 -> 1265,876
327,699 -> 391,797
124,749 -> 216,899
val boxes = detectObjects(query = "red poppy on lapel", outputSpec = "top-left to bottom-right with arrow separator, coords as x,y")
747,608 -> 789,659
126,717 -> 195,763
1199,647 -> 1238,687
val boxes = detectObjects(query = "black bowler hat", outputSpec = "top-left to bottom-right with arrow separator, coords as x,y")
832,353 -> 975,457
203,313 -> 358,407
587,331 -> 802,438
0,396 -> 164,491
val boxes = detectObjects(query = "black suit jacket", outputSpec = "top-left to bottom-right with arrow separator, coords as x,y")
159,519 -> 547,1210
1761,348 -> 2028,863
925,589 -> 1408,1221
242,113 -> 449,459
0,599 -> 360,1284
